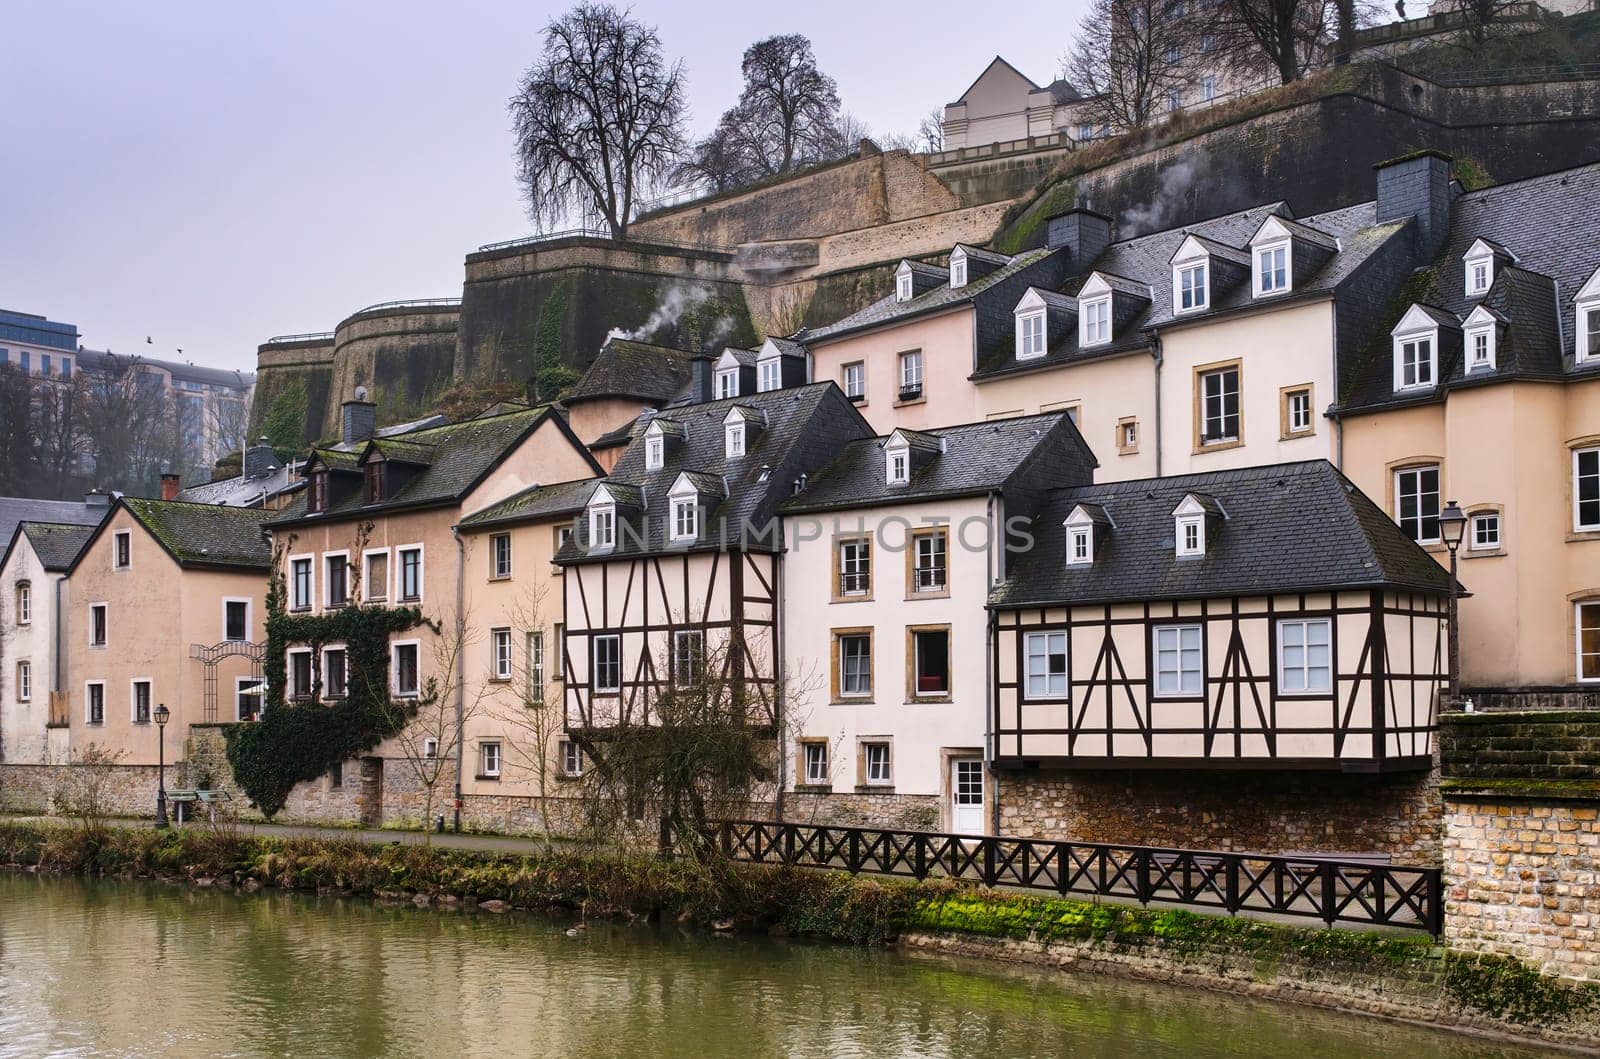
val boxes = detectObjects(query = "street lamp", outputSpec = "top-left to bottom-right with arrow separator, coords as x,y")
1439,501 -> 1468,705
154,703 -> 171,830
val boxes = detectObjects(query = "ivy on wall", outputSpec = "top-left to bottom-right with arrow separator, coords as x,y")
225,540 -> 435,818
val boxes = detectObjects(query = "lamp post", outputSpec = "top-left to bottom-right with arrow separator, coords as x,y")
1439,501 -> 1468,705
154,703 -> 171,829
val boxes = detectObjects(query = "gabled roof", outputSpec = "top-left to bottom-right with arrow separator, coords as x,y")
758,337 -> 808,360
271,406 -> 600,526
670,470 -> 728,497
990,460 -> 1452,609
0,496 -> 107,555
779,412 -> 1095,515
1392,303 -> 1462,333
455,477 -> 599,531
951,56 -> 1041,104
1170,233 -> 1251,269
69,497 -> 273,574
558,383 -> 874,560
1251,213 -> 1339,252
565,338 -> 699,405
1,521 -> 97,575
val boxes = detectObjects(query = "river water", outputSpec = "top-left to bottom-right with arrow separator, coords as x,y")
0,872 -> 1560,1058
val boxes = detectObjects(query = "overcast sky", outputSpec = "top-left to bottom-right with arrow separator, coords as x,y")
1,1 -> 1085,372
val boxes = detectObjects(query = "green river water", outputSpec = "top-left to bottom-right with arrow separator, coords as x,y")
0,872 -> 1562,1058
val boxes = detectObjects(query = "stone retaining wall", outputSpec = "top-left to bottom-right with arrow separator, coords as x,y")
783,791 -> 940,832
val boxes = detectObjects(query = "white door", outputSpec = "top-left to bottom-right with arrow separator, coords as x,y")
951,758 -> 985,834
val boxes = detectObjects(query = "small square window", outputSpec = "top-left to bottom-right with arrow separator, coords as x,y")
863,742 -> 892,785
1023,631 -> 1067,700
670,497 -> 698,542
1017,311 -> 1047,358
802,741 -> 829,784
1257,244 -> 1288,294
1283,387 -> 1313,435
758,359 -> 782,392
1470,512 -> 1501,551
715,369 -> 739,399
1277,618 -> 1332,694
1153,625 -> 1203,696
1081,298 -> 1110,345
1177,263 -> 1207,312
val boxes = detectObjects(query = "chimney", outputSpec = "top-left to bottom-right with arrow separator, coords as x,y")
160,473 -> 181,501
1375,150 -> 1454,258
243,436 -> 275,479
341,385 -> 377,445
84,489 -> 111,508
689,355 -> 714,403
1046,208 -> 1113,266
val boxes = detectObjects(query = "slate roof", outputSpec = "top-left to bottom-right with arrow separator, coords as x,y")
806,247 -> 1062,343
456,477 -> 599,530
989,460 -> 1452,608
176,461 -> 301,508
83,497 -> 275,572
564,338 -> 698,405
556,383 -> 874,562
0,496 -> 107,556
1338,162 -> 1600,412
272,406 -> 598,527
779,413 -> 1095,514
1,521 -> 96,573
762,337 -> 808,359
972,201 -> 1408,381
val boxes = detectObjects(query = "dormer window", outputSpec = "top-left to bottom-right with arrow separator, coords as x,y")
758,358 -> 782,392
1176,514 -> 1204,557
1081,296 -> 1110,346
1463,306 -> 1497,372
1176,261 -> 1208,313
1068,526 -> 1092,565
949,248 -> 968,289
1463,238 -> 1503,299
887,447 -> 909,485
589,503 -> 616,551
645,435 -> 664,470
1017,308 -> 1046,358
670,497 -> 697,542
364,463 -> 383,504
896,262 -> 914,302
1255,242 -> 1289,296
309,470 -> 329,513
1577,265 -> 1600,364
715,367 -> 739,399
726,420 -> 745,458
1391,305 -> 1443,392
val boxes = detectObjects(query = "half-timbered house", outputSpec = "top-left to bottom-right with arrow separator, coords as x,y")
989,460 -> 1454,854
557,383 -> 874,736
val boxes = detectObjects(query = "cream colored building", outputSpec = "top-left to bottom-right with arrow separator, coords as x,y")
63,497 -> 273,767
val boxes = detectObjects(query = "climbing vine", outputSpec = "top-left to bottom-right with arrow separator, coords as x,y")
224,531 -> 436,818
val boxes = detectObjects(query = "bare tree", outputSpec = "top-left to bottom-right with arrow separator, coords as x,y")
1068,0 -> 1198,131
671,113 -> 760,193
917,108 -> 945,153
509,3 -> 687,238
723,34 -> 842,177
487,585 -> 570,849
1445,0 -> 1527,46
1212,0 -> 1350,84
78,353 -> 178,495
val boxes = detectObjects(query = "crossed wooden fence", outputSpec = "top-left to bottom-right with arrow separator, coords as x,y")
706,820 -> 1443,935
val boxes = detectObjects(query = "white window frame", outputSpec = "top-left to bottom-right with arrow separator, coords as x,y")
491,533 -> 512,579
396,544 -> 424,603
1577,601 -> 1600,682
527,630 -> 545,704
673,629 -> 704,687
1016,309 -> 1047,359
715,367 -> 739,399
912,531 -> 947,593
1288,388 -> 1312,433
949,250 -> 967,289
886,446 -> 909,485
645,434 -> 664,470
1467,326 -> 1494,371
1465,246 -> 1494,298
592,634 -> 621,693
391,639 -> 421,698
899,350 -> 923,393
1578,300 -> 1600,364
1393,330 -> 1437,392
1080,296 -> 1110,346
1152,624 -> 1203,697
88,602 -> 108,647
221,597 -> 252,643
725,420 -> 745,458
112,529 -> 132,570
1199,365 -> 1240,444
288,554 -> 314,610
863,741 -> 892,785
1276,617 -> 1332,695
491,628 -> 513,681
1469,511 -> 1501,552
670,496 -> 698,542
802,741 -> 829,784
757,358 -> 782,393
1175,261 -> 1208,314
1395,465 -> 1442,544
1023,630 -> 1068,701
1255,241 -> 1290,296
423,737 -> 438,759
323,550 -> 351,608
363,548 -> 391,603
321,645 -> 348,699
1176,513 -> 1205,557
589,503 -> 616,551
841,361 -> 865,399
838,634 -> 872,697
480,741 -> 502,778
839,538 -> 871,596
287,647 -> 315,700
16,581 -> 30,626
561,739 -> 584,777
85,681 -> 105,726
16,660 -> 30,703
235,676 -> 264,722
895,267 -> 914,302
1067,525 -> 1092,566
1574,447 -> 1600,531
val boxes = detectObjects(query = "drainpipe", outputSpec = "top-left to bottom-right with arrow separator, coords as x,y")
985,491 -> 1001,835
1151,334 -> 1164,477
773,542 -> 787,822
452,526 -> 466,833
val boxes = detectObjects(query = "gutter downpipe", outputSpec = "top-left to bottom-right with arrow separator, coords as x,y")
452,525 -> 466,833
773,532 -> 787,823
985,491 -> 1001,835
1151,333 -> 1164,477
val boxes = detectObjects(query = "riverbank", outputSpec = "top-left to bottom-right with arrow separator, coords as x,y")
2,821 -> 1595,1051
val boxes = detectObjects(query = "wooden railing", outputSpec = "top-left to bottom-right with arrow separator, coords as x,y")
707,819 -> 1443,935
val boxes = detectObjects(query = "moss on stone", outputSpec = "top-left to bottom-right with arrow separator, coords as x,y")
991,181 -> 1080,256
1439,776 -> 1600,800
1444,951 -> 1600,1025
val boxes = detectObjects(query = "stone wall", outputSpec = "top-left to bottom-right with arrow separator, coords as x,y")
1460,688 -> 1600,713
1441,710 -> 1600,784
784,791 -> 940,832
322,303 -> 460,436
0,762 -> 164,818
998,768 -> 1443,862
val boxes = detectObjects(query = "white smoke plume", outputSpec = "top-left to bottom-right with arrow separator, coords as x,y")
1117,151 -> 1207,238
605,284 -> 713,345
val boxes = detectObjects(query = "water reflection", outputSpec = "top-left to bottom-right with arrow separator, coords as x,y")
0,873 -> 1558,1058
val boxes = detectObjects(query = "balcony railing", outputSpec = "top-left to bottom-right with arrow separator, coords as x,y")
706,819 -> 1444,934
